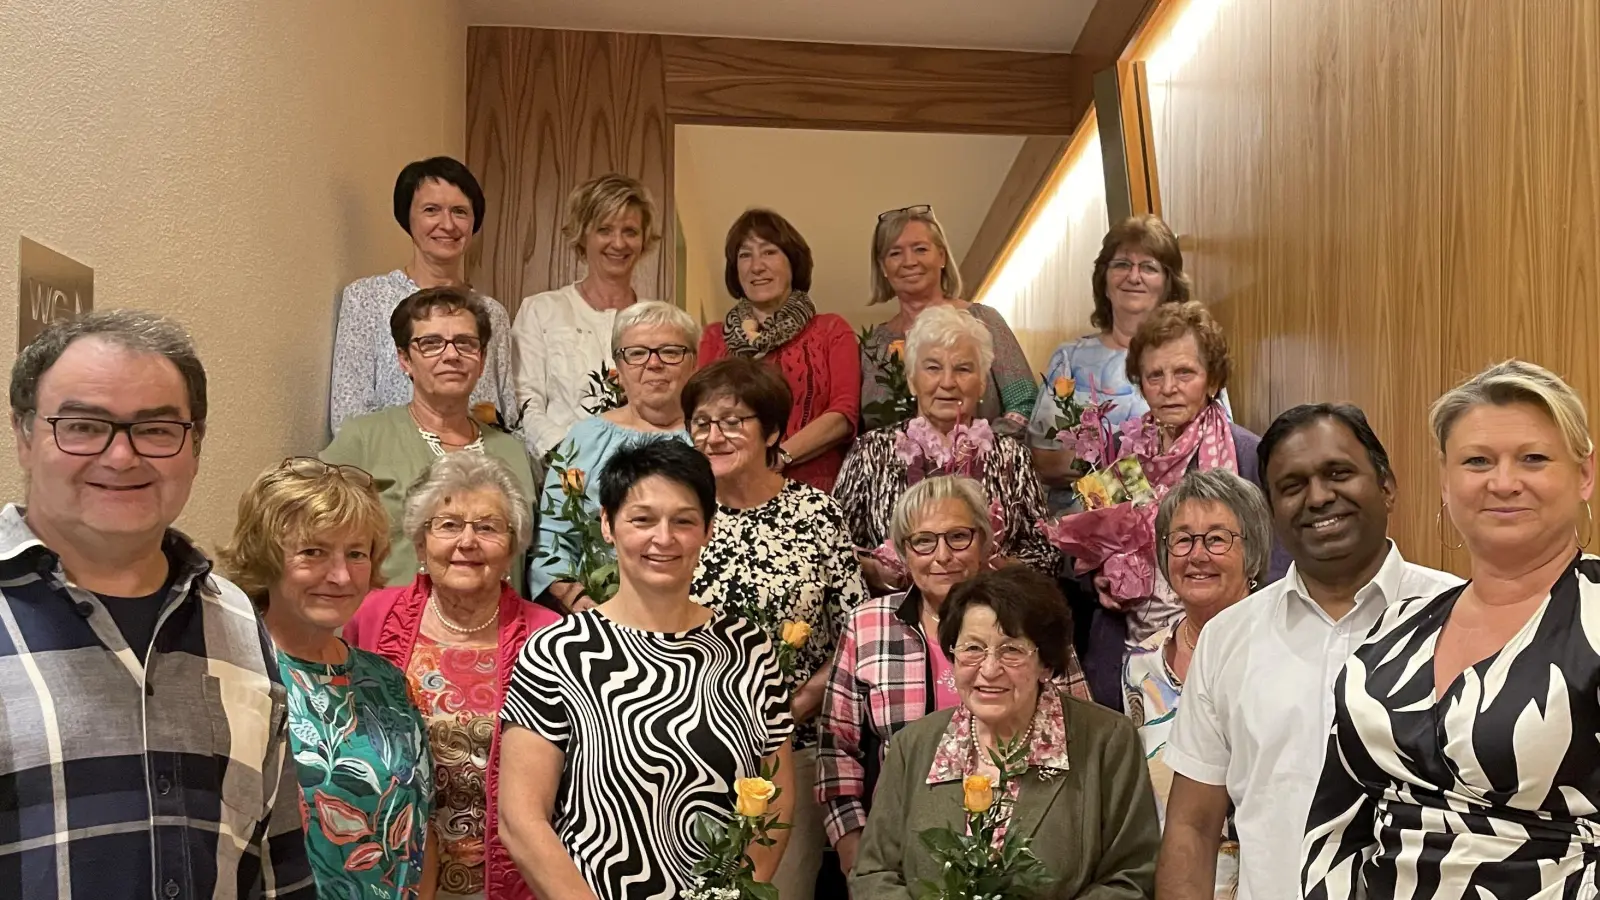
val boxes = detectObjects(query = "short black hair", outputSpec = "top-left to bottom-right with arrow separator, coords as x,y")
936,565 -> 1074,676
680,358 -> 793,467
388,286 -> 492,350
723,208 -> 814,298
1257,403 -> 1395,498
393,157 -> 486,235
597,440 -> 717,527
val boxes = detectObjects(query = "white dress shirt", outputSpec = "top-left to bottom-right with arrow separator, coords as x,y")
1163,541 -> 1461,900
511,284 -> 652,457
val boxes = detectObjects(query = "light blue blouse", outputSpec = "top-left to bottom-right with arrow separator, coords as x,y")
527,416 -> 691,597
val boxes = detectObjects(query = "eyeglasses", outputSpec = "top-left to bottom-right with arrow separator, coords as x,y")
279,456 -> 374,487
426,515 -> 511,542
690,414 -> 759,438
952,641 -> 1038,668
905,528 -> 977,556
1108,258 -> 1164,278
1164,529 -> 1245,558
39,414 -> 195,458
410,335 -> 483,358
617,344 -> 692,367
879,204 -> 932,221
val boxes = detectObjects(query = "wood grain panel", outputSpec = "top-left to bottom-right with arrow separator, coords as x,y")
466,27 -> 673,318
660,36 -> 1094,134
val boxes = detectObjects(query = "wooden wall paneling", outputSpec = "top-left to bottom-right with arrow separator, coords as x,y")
1438,0 -> 1600,569
466,27 -> 673,319
659,36 -> 1094,135
963,136 -> 1069,299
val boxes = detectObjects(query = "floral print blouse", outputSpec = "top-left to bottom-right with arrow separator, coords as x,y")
691,480 -> 869,748
279,645 -> 433,900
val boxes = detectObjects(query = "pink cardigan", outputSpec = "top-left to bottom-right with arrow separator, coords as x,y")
345,575 -> 561,900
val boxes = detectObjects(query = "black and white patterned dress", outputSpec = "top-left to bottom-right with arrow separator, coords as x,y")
1302,554 -> 1600,900
501,609 -> 794,900
692,481 -> 868,747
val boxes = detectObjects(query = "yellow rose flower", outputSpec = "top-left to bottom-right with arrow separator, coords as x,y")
471,402 -> 499,425
734,777 -> 777,818
887,339 -> 906,361
780,621 -> 812,649
561,467 -> 587,495
963,774 -> 994,814
1053,376 -> 1075,398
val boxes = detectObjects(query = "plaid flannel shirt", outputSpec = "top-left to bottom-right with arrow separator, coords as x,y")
815,588 -> 1091,844
0,504 -> 313,900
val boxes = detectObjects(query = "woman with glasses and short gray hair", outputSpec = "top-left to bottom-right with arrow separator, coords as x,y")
529,300 -> 699,611
859,205 -> 1036,433
1122,467 -> 1271,899
344,451 -> 561,900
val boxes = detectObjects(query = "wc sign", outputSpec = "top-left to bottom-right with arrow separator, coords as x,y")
18,237 -> 93,351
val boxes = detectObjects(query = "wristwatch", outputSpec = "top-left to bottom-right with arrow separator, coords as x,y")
777,447 -> 794,469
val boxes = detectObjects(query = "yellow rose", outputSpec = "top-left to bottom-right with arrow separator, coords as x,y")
471,402 -> 499,425
962,774 -> 994,814
887,339 -> 906,361
561,467 -> 587,495
1053,376 -> 1075,398
780,621 -> 812,649
734,777 -> 777,818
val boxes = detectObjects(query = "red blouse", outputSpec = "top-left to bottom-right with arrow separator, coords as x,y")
698,312 -> 861,491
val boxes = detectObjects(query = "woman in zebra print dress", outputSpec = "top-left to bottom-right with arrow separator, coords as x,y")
499,440 -> 795,900
1302,360 -> 1599,900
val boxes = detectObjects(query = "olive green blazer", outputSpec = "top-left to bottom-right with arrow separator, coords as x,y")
850,693 -> 1160,900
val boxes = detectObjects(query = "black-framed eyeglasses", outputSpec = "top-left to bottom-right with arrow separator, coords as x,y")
39,415 -> 195,458
425,515 -> 511,542
279,456 -> 374,488
906,527 -> 977,556
617,344 -> 692,367
879,204 -> 932,221
409,335 -> 483,358
1164,529 -> 1244,558
689,414 -> 759,438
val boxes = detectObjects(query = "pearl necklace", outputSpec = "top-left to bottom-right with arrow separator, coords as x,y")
428,591 -> 497,635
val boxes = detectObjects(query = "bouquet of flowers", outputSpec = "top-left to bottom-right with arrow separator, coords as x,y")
580,366 -> 625,415
859,329 -> 916,429
684,761 -> 791,900
538,447 -> 619,604
914,739 -> 1055,900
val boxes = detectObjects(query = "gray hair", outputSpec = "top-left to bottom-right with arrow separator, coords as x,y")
401,451 -> 533,556
1429,359 -> 1593,462
870,207 -> 964,304
905,306 -> 995,390
611,300 -> 701,357
888,475 -> 994,560
10,310 -> 208,442
1154,468 -> 1272,587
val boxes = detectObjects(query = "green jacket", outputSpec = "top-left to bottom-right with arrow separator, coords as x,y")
851,693 -> 1160,900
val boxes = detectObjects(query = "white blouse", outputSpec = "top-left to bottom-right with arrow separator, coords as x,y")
511,284 -> 652,457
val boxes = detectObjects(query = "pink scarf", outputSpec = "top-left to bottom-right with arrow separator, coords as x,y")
1121,401 -> 1238,597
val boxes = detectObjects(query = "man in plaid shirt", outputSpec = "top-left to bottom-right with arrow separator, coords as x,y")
2,311 -> 313,899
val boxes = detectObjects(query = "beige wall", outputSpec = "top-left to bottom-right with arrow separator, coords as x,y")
0,0 -> 466,547
674,125 -> 1025,330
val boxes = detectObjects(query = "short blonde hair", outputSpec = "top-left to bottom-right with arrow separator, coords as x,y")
612,300 -> 701,356
905,306 -> 994,389
1430,359 -> 1594,461
560,173 -> 661,260
218,462 -> 391,610
870,208 -> 964,305
401,452 -> 534,557
888,475 -> 994,560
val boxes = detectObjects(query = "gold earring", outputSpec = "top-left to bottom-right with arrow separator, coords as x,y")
1580,501 -> 1594,548
1437,503 -> 1464,551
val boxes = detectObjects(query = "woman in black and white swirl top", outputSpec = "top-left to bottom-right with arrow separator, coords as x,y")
499,440 -> 795,900
1302,360 -> 1599,900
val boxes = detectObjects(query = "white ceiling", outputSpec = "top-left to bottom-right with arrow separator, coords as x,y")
463,0 -> 1099,53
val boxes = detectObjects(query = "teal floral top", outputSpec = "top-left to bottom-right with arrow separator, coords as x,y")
279,644 -> 434,900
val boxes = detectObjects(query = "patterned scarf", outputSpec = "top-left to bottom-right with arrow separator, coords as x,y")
722,290 -> 816,358
1123,401 -> 1239,603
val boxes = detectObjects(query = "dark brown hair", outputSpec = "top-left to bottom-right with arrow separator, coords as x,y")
388,286 -> 492,350
1090,214 -> 1191,331
681,358 -> 793,467
936,565 -> 1074,676
1125,300 -> 1232,398
724,208 -> 814,299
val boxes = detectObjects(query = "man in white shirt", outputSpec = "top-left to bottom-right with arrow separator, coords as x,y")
1155,403 -> 1461,900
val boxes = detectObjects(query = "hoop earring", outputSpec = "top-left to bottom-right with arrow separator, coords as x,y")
1437,503 -> 1465,551
1580,501 -> 1595,548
